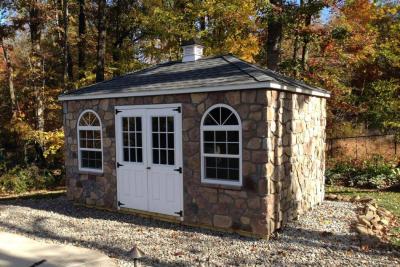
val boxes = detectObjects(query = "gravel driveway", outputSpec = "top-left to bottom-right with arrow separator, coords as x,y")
0,197 -> 398,266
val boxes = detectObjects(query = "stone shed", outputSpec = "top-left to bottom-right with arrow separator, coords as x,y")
59,42 -> 330,238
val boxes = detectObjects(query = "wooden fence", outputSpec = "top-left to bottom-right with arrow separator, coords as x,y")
326,134 -> 399,161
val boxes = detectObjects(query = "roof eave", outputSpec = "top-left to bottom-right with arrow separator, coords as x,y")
58,81 -> 330,101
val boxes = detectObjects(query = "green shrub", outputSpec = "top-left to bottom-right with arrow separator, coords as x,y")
326,156 -> 400,189
0,165 -> 61,194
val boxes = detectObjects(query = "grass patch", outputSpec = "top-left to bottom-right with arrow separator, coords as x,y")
327,186 -> 400,246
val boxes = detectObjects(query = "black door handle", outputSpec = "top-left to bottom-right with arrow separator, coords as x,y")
174,167 -> 182,173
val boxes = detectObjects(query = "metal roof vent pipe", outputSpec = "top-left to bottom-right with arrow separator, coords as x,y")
181,39 -> 204,62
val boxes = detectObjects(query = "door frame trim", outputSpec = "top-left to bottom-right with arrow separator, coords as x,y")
114,103 -> 184,219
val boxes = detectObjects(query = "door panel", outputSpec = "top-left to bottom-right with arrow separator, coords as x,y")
115,106 -> 183,217
147,108 -> 183,216
116,110 -> 148,210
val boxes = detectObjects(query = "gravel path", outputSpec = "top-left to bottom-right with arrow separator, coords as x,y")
0,197 -> 398,266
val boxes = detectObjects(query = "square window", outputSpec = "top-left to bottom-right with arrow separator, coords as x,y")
205,157 -> 216,167
217,168 -> 228,180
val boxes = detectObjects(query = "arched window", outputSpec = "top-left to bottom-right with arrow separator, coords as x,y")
77,110 -> 103,172
201,104 -> 242,186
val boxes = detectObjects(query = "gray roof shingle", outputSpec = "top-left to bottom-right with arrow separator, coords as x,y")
59,55 -> 330,100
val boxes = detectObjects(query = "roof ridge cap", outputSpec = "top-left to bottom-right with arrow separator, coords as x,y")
221,55 -> 261,82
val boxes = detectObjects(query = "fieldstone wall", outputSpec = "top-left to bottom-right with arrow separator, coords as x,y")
62,88 -> 327,237
264,91 -> 327,236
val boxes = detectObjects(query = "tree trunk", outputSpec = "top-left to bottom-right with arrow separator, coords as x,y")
62,0 -> 70,89
1,42 -> 17,115
292,34 -> 299,77
96,0 -> 106,82
301,0 -> 312,70
78,0 -> 86,79
29,0 -> 45,131
266,0 -> 283,71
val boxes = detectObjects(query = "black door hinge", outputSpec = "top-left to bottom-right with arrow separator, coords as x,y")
115,109 -> 122,114
117,162 -> 124,168
173,107 -> 181,113
118,201 -> 125,207
174,210 -> 183,217
174,167 -> 182,173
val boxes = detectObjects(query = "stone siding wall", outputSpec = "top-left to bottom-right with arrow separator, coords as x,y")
62,88 -> 327,237
264,91 -> 326,235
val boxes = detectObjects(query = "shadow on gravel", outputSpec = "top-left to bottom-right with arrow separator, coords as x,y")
275,226 -> 399,259
0,196 -> 399,266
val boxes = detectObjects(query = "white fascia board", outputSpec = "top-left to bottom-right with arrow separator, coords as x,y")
58,81 -> 330,101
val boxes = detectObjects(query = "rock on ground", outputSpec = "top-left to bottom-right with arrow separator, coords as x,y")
0,197 -> 398,266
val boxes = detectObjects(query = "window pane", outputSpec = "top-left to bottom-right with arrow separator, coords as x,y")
130,148 -> 136,162
228,158 -> 239,169
228,169 -> 239,181
136,117 -> 142,131
224,114 -> 239,125
167,117 -> 174,132
209,107 -> 221,125
160,133 -> 166,148
216,131 -> 226,142
220,107 -> 232,124
228,143 -> 239,154
136,133 -> 142,147
128,117 -> 135,131
168,150 -> 174,165
204,131 -> 214,142
81,150 -> 102,169
153,133 -> 159,148
129,133 -> 136,147
217,157 -> 228,168
123,133 -> 129,146
206,168 -> 217,179
204,142 -> 214,153
123,117 -> 128,131
167,133 -> 174,149
204,114 -> 218,125
152,117 -> 159,132
160,117 -> 166,132
153,149 -> 159,164
137,148 -> 143,163
205,157 -> 216,167
123,148 -> 129,161
217,168 -> 229,180
215,143 -> 226,154
227,131 -> 239,142
160,149 -> 167,164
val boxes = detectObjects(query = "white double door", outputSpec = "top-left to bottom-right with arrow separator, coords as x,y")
115,105 -> 183,217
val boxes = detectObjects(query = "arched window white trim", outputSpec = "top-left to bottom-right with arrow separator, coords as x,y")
200,104 -> 242,186
77,110 -> 103,173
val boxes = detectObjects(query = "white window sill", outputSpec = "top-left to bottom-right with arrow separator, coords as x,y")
201,181 -> 242,190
